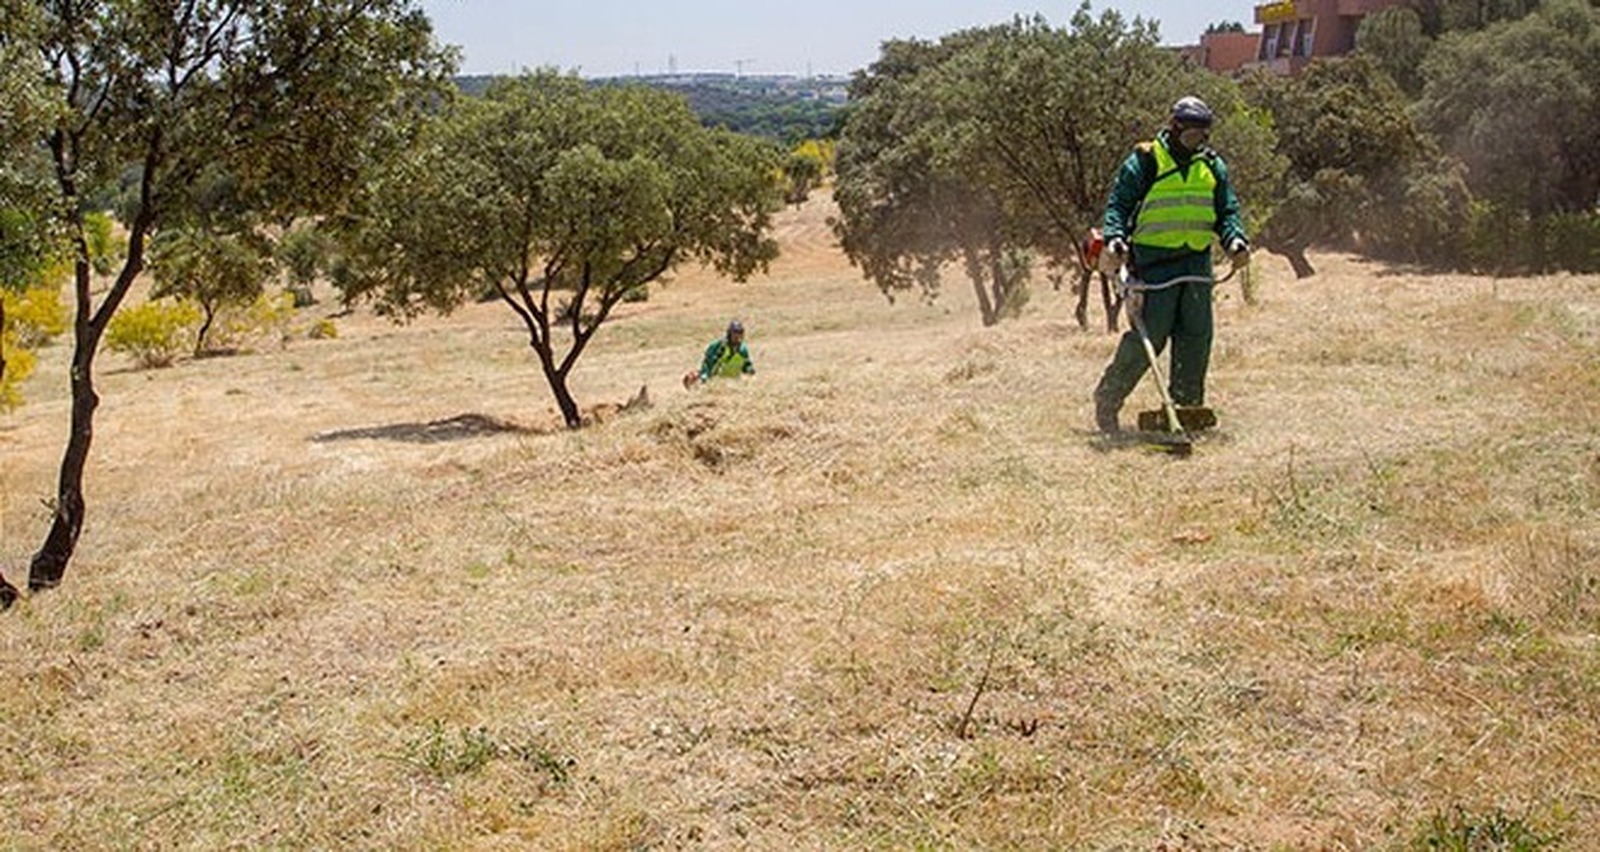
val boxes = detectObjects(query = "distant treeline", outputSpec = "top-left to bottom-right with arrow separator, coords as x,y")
453,75 -> 843,144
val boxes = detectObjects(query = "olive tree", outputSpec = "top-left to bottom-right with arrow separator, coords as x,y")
0,0 -> 454,607
150,228 -> 274,356
929,11 -> 1179,262
1244,56 -> 1464,276
332,71 -> 783,429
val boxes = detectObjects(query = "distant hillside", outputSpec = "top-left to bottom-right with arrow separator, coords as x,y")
452,74 -> 848,144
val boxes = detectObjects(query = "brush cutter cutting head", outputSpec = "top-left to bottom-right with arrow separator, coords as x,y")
1138,407 -> 1217,433
1147,433 -> 1193,457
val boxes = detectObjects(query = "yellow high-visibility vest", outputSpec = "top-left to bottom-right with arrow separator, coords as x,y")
711,344 -> 748,378
1132,138 -> 1218,252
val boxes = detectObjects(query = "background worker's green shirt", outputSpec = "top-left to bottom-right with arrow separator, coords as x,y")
1102,129 -> 1248,284
699,338 -> 754,380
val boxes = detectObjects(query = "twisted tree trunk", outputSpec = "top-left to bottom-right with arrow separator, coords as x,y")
0,297 -> 11,607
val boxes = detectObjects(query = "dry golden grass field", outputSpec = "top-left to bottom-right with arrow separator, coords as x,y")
2,194 -> 1599,850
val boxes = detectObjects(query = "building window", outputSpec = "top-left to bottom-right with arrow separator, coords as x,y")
1299,18 -> 1316,56
1261,24 -> 1279,60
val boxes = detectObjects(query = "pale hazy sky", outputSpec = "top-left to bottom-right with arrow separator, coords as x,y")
420,1 -> 1263,77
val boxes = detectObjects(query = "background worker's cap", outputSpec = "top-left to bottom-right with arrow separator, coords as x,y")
1171,96 -> 1214,127
727,319 -> 745,334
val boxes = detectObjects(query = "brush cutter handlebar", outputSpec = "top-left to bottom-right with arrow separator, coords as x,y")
1118,268 -> 1237,295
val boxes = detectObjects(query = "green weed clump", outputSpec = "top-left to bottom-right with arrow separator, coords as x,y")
307,318 -> 338,340
394,722 -> 572,787
398,722 -> 501,780
105,299 -> 200,368
1411,805 -> 1562,851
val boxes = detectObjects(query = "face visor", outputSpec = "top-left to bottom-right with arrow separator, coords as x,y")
1176,122 -> 1212,151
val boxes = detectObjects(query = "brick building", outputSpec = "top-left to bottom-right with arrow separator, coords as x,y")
1180,0 -> 1417,75
1180,30 -> 1262,75
1251,0 -> 1413,74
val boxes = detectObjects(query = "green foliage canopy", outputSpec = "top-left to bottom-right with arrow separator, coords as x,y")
0,2 -> 58,408
1244,56 -> 1466,275
1418,0 -> 1600,216
1356,6 -> 1432,95
1411,0 -> 1543,36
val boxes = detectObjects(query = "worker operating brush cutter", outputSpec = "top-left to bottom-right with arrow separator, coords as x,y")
1091,96 -> 1251,453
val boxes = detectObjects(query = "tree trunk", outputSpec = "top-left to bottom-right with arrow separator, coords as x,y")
548,370 -> 581,429
195,301 -> 216,357
0,299 -> 12,606
1099,272 -> 1122,334
1260,233 -> 1318,279
1282,247 -> 1316,279
964,247 -> 999,327
988,250 -> 1009,327
28,217 -> 145,592
0,296 -> 16,604
531,341 -> 581,429
0,310 -> 16,603
25,103 -> 152,598
29,294 -> 100,591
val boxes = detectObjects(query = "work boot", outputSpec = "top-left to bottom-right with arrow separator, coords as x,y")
1094,393 -> 1121,434
1177,406 -> 1218,432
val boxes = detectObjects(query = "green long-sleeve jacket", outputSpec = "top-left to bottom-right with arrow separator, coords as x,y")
1102,129 -> 1248,284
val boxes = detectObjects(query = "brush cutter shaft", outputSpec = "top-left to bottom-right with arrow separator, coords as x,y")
1131,313 -> 1185,435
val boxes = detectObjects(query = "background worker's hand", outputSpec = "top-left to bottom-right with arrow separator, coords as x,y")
1227,238 -> 1251,270
1098,237 -> 1127,277
1123,289 -> 1145,326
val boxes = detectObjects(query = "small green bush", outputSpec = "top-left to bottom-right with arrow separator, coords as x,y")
104,299 -> 200,369
1,278 -> 69,412
307,318 -> 338,340
1,331 -> 38,412
1459,205 -> 1600,275
4,280 -> 70,348
209,291 -> 295,353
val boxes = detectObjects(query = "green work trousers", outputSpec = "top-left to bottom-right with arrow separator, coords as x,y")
1094,279 -> 1213,409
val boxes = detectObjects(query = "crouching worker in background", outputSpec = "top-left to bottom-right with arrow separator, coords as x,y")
683,319 -> 755,389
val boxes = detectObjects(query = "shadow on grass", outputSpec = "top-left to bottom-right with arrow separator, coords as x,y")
312,413 -> 543,445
